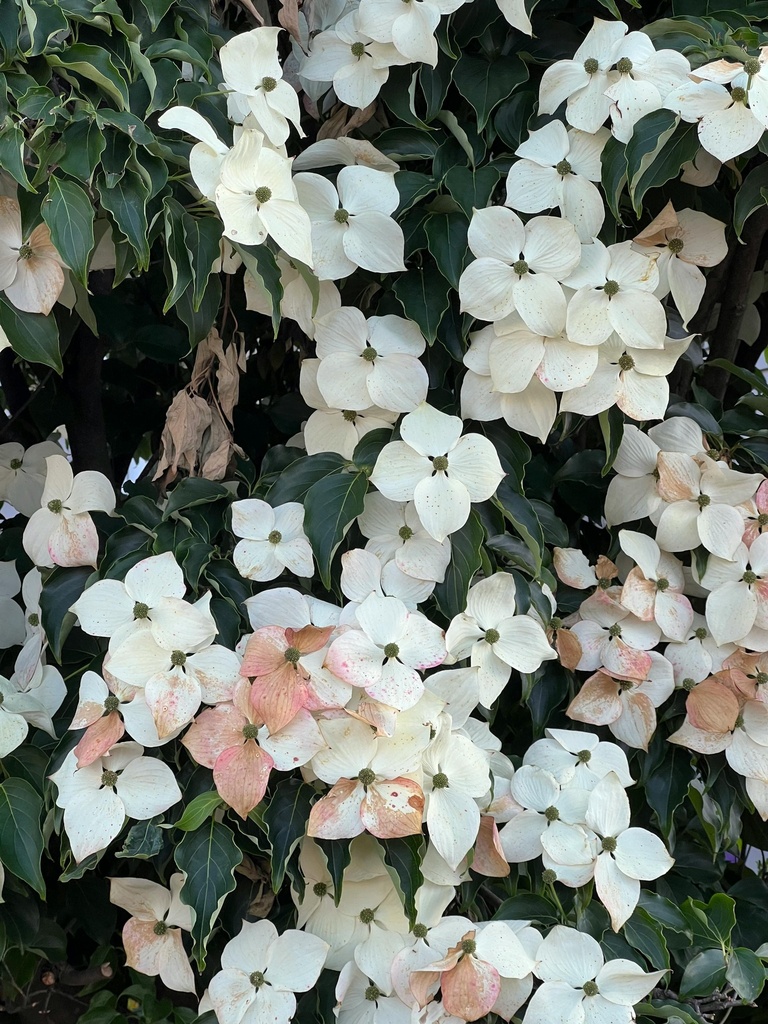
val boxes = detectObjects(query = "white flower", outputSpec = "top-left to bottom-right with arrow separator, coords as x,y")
0,440 -> 63,515
358,492 -> 451,583
294,167 -> 405,279
565,240 -> 666,351
665,65 -> 764,162
370,403 -> 505,542
340,547 -> 435,611
220,27 -> 303,146
326,592 -> 446,710
0,197 -> 65,314
605,32 -> 690,143
356,0 -> 471,68
313,307 -> 427,414
0,671 -> 64,756
244,253 -> 341,339
109,874 -> 195,994
293,137 -> 399,175
505,122 -> 608,241
618,530 -> 693,641
300,13 -> 408,109
460,351 -> 559,444
525,925 -> 666,1024
50,742 -> 181,862
231,498 -> 314,582
157,106 -> 230,200
700,537 -> 768,645
23,455 -> 115,568
215,129 -> 313,264
524,728 -> 633,790
208,919 -> 328,1024
0,561 -> 24,649
445,573 -> 557,707
498,764 -> 589,866
335,963 -> 411,1024
670,699 -> 768,783
538,18 -> 626,132
459,207 -> 581,334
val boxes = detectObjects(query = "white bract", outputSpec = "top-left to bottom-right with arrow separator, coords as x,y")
0,440 -> 62,515
0,197 -> 65,314
356,0 -> 470,68
230,498 -> 314,582
358,492 -> 451,583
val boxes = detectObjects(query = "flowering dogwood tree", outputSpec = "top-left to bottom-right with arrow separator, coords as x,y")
2,1 -> 768,1023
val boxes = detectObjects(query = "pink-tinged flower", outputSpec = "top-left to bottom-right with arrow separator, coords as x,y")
742,479 -> 768,546
240,623 -> 334,732
23,455 -> 115,568
553,548 -> 618,590
109,874 -> 195,994
618,529 -> 693,641
0,197 -> 66,314
567,652 -> 675,750
570,593 -> 660,681
472,816 -> 511,878
308,714 -> 428,840
684,668 -> 753,735
182,680 -> 276,818
325,593 -> 446,711
671,689 -> 768,784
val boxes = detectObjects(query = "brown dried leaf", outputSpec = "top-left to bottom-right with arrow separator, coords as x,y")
277,0 -> 302,44
154,392 -> 212,484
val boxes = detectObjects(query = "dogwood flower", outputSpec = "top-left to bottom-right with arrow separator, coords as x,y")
23,455 -> 115,568
498,764 -> 589,865
0,671 -> 61,756
700,537 -> 768,645
157,107 -> 229,200
340,547 -> 435,612
370,403 -> 505,542
326,593 -> 446,710
670,696 -> 768,782
215,129 -> 313,264
570,595 -> 660,680
604,33 -> 690,143
505,122 -> 608,241
208,919 -> 329,1024
358,493 -> 451,583
313,308 -> 428,413
300,13 -> 408,109
525,925 -> 666,1024
459,207 -> 580,333
553,549 -> 618,591
335,963 -> 411,1024
244,254 -> 341,339
356,0 -> 470,68
0,197 -> 65,314
220,27 -> 303,146
618,529 -> 693,640
633,202 -> 727,327
461,363 -> 559,445
664,614 -> 734,687
231,498 -> 314,582
742,479 -> 768,546
666,65 -> 765,162
50,742 -> 181,862
565,240 -> 665,350
524,728 -> 633,790
308,714 -> 428,839
109,874 -> 195,994
445,573 -> 557,706
294,167 -> 405,279
538,18 -> 626,132
0,440 -> 62,515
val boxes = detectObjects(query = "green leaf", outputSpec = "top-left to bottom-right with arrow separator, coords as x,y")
377,128 -> 441,160
425,213 -> 468,288
262,778 -> 315,892
453,54 -> 529,131
624,908 -> 670,970
47,44 -> 130,110
726,947 -> 765,1001
444,165 -> 500,219
643,742 -> 694,839
684,893 -> 736,947
0,779 -> 46,897
637,891 -> 689,933
395,171 -> 438,214
679,948 -> 727,999
494,91 -> 537,151
232,242 -> 282,335
0,295 -> 61,372
56,120 -> 107,182
601,135 -> 627,224
631,120 -> 699,216
316,838 -> 351,907
0,121 -> 33,191
496,481 -> 545,575
393,266 -> 451,343
97,170 -> 151,270
625,110 -> 679,209
163,478 -> 229,518
115,818 -> 165,860
163,197 -> 194,311
493,893 -> 559,925
184,215 -> 223,311
42,178 -> 95,288
381,835 -> 425,928
174,792 -> 223,832
266,453 -> 347,505
139,0 -> 175,29
40,566 -> 92,661
599,405 -> 624,477
734,162 -> 768,238
352,428 -> 393,474
433,510 -> 484,618
304,469 -> 369,589
175,819 -> 242,970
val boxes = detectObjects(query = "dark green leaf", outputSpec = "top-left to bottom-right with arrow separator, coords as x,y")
97,170 -> 151,270
174,792 -> 224,832
637,891 -> 689,933
57,120 -> 107,182
433,510 -> 484,618
304,469 -> 369,589
726,947 -> 765,1001
494,91 -> 537,151
163,478 -> 229,518
0,779 -> 45,897
679,948 -> 727,999
233,242 -> 282,335
643,743 -> 694,839
631,120 -> 699,215
599,405 -> 624,477
381,835 -> 425,928
601,135 -> 627,224
184,214 -> 223,311
42,178 -> 95,288
493,894 -> 559,925
453,54 -> 529,131
625,110 -> 679,207
376,128 -> 441,160
266,453 -> 347,505
262,778 -> 315,892
395,171 -> 438,214
175,819 -> 242,969
0,295 -> 61,372
316,838 -> 351,907
115,818 -> 165,860
734,162 -> 768,238
40,566 -> 92,661
444,165 -> 500,219
496,481 -> 545,575
0,121 -> 33,190
47,44 -> 130,109
393,266 -> 451,343
352,428 -> 393,474
425,213 -> 468,288
163,197 -> 194,311
624,908 -> 670,970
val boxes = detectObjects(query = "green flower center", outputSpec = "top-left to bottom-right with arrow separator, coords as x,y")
261,76 -> 277,92
351,42 -> 366,58
757,672 -> 768,686
250,971 -> 265,988
284,646 -> 302,664
133,601 -> 149,619
412,923 -> 428,938
512,259 -> 529,276
743,571 -> 758,585
758,513 -> 768,527
432,455 -> 449,472
542,868 -> 557,884
171,650 -> 186,667
255,186 -> 272,204
584,57 -> 599,74
583,981 -> 599,996
656,577 -> 669,592
608,623 -> 622,638
358,767 -> 376,786
268,530 -> 282,545
334,208 -> 350,223
668,237 -> 684,254
577,749 -> 592,763
101,770 -> 118,788
597,577 -> 611,590
618,354 -> 635,371
313,882 -> 328,897
383,642 -> 400,659
732,85 -> 747,103
153,921 -> 168,935
243,723 -> 259,740
9,458 -> 22,470
27,613 -> 39,627
697,494 -> 711,508
603,279 -> 620,297
461,938 -> 477,955
399,525 -> 414,541
694,627 -> 708,640
432,772 -> 449,789
104,695 -> 120,713
551,616 -> 563,630
361,347 -> 378,362
544,805 -> 560,822
18,242 -> 33,260
359,908 -> 375,924
745,57 -> 761,76
365,985 -> 381,1002
601,835 -> 617,853
342,410 -> 357,422
616,57 -> 633,74
47,499 -> 62,514
556,159 -> 572,176
735,713 -> 744,729
682,677 -> 697,692
485,628 -> 500,645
